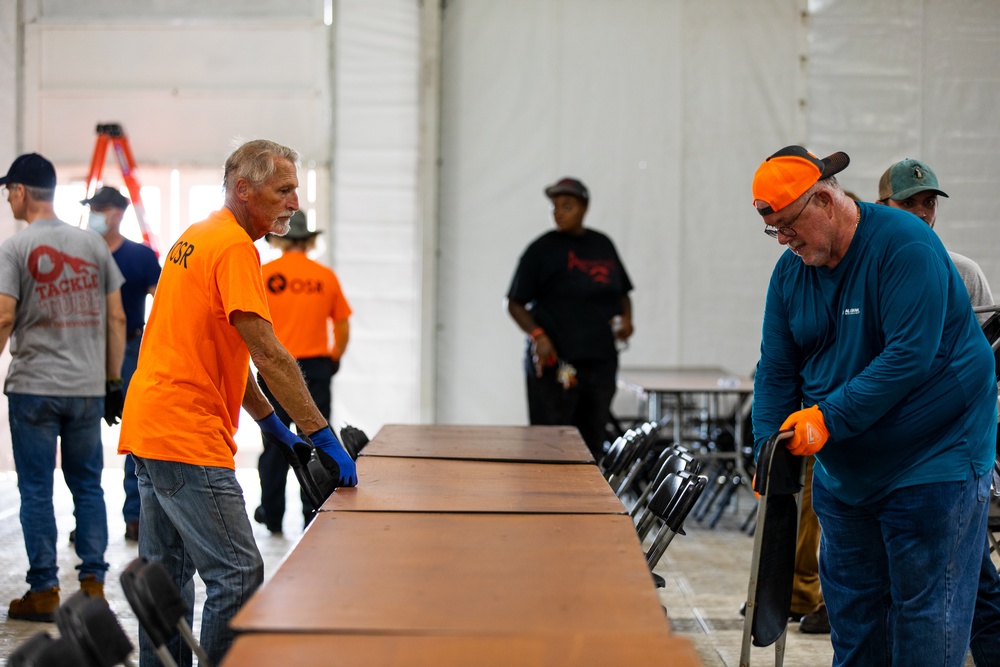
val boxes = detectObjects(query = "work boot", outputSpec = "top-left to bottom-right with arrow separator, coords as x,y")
799,604 -> 831,634
8,586 -> 60,622
80,575 -> 105,600
124,520 -> 140,542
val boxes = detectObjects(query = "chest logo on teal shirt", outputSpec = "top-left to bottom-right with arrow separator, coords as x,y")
843,307 -> 861,316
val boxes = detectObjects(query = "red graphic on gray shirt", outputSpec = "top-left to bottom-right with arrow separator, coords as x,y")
28,245 -> 101,320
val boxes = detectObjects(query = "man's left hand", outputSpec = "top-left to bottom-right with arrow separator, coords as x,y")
308,427 -> 359,487
104,379 -> 125,426
780,405 -> 829,456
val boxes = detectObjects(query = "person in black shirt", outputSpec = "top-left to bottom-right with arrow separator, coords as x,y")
506,177 -> 634,458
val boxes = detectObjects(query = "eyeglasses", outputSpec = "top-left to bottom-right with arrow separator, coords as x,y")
762,193 -> 815,239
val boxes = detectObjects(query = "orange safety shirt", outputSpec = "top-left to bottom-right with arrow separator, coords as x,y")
118,209 -> 271,469
262,251 -> 351,360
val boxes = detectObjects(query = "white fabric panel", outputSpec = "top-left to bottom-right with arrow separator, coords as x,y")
37,0 -> 318,19
0,0 -> 17,469
436,0 -> 802,425
808,0 -> 1000,291
331,0 -> 422,435
22,22 -> 331,165
676,0 -> 806,374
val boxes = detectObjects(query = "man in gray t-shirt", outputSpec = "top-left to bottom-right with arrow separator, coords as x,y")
0,153 -> 125,623
877,157 -> 1000,666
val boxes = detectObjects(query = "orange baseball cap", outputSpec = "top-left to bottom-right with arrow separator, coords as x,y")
752,146 -> 850,215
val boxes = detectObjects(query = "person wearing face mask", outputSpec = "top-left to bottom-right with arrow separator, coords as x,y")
80,186 -> 160,543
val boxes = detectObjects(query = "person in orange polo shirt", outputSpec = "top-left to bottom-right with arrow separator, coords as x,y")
254,210 -> 352,533
118,139 -> 357,666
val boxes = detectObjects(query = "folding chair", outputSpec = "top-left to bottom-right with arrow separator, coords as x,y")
602,429 -> 640,483
634,450 -> 701,542
629,446 -> 700,519
613,422 -> 662,499
120,557 -> 212,667
643,469 -> 709,571
339,423 -> 369,460
55,590 -> 135,667
739,430 -> 804,667
8,631 -> 89,667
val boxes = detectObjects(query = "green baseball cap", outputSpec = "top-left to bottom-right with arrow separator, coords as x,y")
878,158 -> 949,201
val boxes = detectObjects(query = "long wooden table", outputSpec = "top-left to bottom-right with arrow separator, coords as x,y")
221,631 -> 702,667
320,456 -> 625,514
360,424 -> 594,463
231,512 -> 668,636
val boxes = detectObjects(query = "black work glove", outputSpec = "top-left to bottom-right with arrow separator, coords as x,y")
104,379 -> 125,426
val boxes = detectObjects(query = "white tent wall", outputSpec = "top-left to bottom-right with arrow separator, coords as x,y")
436,0 -> 806,425
0,0 -> 993,458
436,0 -> 1000,426
807,0 -> 1000,283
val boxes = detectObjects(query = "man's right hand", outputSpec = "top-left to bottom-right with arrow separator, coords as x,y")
532,336 -> 557,377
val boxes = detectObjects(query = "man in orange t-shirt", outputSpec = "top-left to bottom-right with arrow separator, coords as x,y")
254,210 -> 352,533
118,139 -> 357,666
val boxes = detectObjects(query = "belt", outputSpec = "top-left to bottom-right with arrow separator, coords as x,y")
126,326 -> 144,342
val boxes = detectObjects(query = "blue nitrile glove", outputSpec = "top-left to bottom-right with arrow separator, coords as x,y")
255,412 -> 299,449
308,426 -> 359,487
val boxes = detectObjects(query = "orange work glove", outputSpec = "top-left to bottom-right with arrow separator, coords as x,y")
780,405 -> 829,456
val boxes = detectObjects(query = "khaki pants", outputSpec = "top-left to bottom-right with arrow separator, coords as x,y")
791,456 -> 824,616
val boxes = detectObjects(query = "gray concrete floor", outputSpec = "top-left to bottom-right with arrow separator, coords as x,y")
0,467 -> 991,665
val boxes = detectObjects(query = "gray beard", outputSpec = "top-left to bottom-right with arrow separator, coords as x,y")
270,218 -> 291,236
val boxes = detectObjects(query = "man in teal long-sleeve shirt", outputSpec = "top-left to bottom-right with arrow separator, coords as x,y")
751,146 -> 996,666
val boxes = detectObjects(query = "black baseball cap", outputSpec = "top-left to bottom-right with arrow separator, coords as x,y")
81,186 -> 130,210
0,153 -> 57,189
544,177 -> 589,203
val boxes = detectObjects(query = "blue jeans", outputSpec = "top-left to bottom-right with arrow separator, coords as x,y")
972,540 -> 1000,666
122,335 -> 142,523
8,393 -> 108,590
134,456 -> 263,667
813,468 -> 990,667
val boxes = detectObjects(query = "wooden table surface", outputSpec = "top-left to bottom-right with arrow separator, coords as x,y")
221,631 -> 702,667
360,424 -> 594,463
320,456 -> 624,514
231,512 -> 668,636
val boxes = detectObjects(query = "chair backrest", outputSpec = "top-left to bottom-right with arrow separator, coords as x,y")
8,632 -> 88,667
56,590 -> 134,667
663,475 -> 708,532
339,423 -> 370,460
647,469 -> 694,519
604,430 -> 639,478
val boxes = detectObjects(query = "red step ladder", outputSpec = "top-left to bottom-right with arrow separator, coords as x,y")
82,123 -> 161,257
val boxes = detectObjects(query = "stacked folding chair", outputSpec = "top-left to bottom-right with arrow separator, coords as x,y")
608,422 -> 663,501
643,470 -> 709,572
632,448 -> 702,543
120,557 -> 212,667
9,590 -> 135,667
